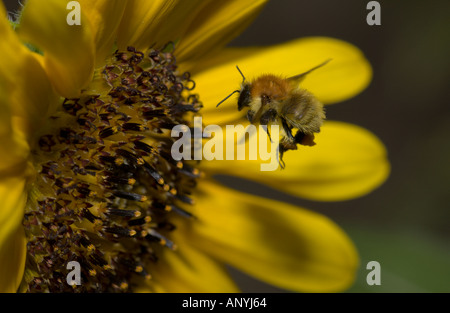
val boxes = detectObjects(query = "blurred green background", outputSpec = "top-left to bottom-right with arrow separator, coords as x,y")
3,0 -> 449,292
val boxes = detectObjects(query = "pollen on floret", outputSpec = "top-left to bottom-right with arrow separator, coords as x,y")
23,45 -> 202,292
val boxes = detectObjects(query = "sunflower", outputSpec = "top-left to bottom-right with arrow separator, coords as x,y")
0,0 -> 389,293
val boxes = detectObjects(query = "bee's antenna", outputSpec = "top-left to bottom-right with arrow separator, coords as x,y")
216,90 -> 240,107
236,65 -> 246,83
216,66 -> 246,108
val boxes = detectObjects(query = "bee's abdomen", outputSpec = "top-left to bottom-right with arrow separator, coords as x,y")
282,90 -> 325,133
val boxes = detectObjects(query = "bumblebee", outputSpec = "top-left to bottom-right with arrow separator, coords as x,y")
217,60 -> 330,167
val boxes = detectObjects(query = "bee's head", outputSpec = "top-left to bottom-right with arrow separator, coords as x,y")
237,83 -> 251,111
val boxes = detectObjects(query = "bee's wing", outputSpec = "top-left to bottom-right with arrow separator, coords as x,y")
287,59 -> 332,85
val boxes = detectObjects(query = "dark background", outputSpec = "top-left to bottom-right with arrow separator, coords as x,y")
4,0 -> 449,292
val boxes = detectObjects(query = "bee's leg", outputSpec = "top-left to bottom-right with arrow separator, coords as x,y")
278,120 -> 297,169
281,118 -> 296,146
278,118 -> 297,168
278,142 -> 287,169
259,109 -> 278,142
263,126 -> 273,143
259,108 -> 277,124
246,110 -> 255,123
294,131 -> 305,143
294,130 -> 316,146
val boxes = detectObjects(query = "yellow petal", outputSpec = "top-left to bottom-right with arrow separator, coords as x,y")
200,121 -> 389,201
0,73 -> 28,176
190,37 -> 372,125
0,111 -> 28,177
176,0 -> 268,62
0,3 -> 58,146
18,0 -> 95,98
78,0 -> 127,66
0,177 -> 27,292
179,179 -> 358,292
117,0 -> 209,52
150,235 -> 239,292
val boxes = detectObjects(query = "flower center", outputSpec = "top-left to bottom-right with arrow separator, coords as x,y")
22,46 -> 202,292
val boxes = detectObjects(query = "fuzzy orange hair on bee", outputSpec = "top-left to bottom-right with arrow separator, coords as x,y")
217,60 -> 330,167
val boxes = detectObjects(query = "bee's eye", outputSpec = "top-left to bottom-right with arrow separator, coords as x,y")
237,84 -> 251,111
